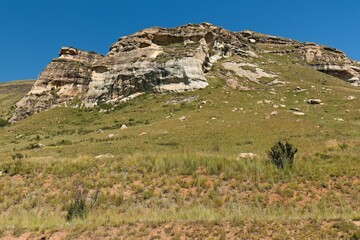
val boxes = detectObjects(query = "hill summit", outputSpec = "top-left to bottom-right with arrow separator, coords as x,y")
10,23 -> 360,122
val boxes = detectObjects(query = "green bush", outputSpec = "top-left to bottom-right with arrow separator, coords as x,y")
351,231 -> 360,240
66,192 -> 88,221
0,118 -> 9,127
267,141 -> 298,168
65,190 -> 99,222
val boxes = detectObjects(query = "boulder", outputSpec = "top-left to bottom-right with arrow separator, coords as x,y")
179,116 -> 187,121
236,153 -> 258,160
293,111 -> 305,116
95,153 -> 114,159
307,99 -> 322,104
270,111 -> 278,116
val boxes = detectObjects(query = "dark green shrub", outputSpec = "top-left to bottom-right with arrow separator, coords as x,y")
267,141 -> 298,168
0,118 -> 9,127
65,190 -> 98,222
66,192 -> 88,221
351,231 -> 360,240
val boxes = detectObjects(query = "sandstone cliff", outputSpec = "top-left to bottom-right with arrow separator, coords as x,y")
10,23 -> 360,122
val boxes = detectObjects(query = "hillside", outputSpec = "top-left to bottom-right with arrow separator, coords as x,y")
0,24 -> 360,239
0,80 -> 34,120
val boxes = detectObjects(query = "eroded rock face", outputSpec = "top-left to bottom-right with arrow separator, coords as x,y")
299,43 -> 351,64
81,23 -> 256,107
239,31 -> 360,87
310,64 -> 360,86
10,23 -> 360,122
11,23 -> 256,121
10,48 -> 104,121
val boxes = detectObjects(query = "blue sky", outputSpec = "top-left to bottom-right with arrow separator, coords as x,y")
1,0 -> 359,82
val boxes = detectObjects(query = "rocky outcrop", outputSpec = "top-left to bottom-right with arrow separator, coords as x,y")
11,23 -> 256,121
297,43 -> 360,86
310,64 -> 360,86
298,43 -> 351,64
239,31 -> 360,86
10,48 -> 104,121
82,23 -> 255,107
239,30 -> 298,45
10,23 -> 360,122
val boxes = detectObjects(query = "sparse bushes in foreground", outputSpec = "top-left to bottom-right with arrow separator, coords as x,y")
66,192 -> 87,221
267,141 -> 298,168
66,190 -> 99,222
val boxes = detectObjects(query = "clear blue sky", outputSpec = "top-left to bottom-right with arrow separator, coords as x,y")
1,0 -> 359,82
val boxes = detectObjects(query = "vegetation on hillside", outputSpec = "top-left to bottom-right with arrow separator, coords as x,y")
0,48 -> 359,239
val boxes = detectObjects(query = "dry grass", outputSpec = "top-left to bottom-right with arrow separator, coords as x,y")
0,47 -> 359,238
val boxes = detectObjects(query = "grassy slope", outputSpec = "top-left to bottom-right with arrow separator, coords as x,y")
0,80 -> 35,120
0,51 -> 359,239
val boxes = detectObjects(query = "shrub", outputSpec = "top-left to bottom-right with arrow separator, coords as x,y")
0,161 -> 23,176
0,118 -> 9,127
351,231 -> 360,240
27,143 -> 43,150
266,141 -> 298,168
12,153 -> 24,160
66,192 -> 88,221
65,190 -> 99,222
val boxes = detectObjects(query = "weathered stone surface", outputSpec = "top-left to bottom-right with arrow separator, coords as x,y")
299,43 -> 351,64
222,62 -> 277,82
10,48 -> 104,122
239,31 -> 297,45
240,32 -> 360,86
302,45 -> 360,86
11,23 -> 255,121
310,64 -> 360,86
225,79 -> 252,91
10,23 -> 360,122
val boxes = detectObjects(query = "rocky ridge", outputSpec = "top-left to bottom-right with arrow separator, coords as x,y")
10,23 -> 360,122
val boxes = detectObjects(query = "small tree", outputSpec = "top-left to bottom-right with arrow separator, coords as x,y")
267,141 -> 298,168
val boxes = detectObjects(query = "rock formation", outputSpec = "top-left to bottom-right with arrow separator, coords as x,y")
10,23 -> 360,122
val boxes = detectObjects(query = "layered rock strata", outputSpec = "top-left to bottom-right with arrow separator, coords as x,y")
10,23 -> 360,122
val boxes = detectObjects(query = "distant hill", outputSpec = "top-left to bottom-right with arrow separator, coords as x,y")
0,80 -> 35,120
